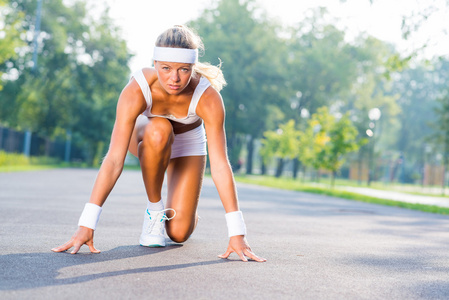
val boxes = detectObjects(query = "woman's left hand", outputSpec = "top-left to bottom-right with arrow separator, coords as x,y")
218,235 -> 266,262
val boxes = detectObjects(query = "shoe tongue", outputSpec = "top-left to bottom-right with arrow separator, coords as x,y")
149,210 -> 165,221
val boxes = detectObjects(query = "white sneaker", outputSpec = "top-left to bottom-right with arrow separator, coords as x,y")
139,208 -> 176,247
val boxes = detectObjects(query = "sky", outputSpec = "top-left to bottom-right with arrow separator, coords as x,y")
95,0 -> 449,71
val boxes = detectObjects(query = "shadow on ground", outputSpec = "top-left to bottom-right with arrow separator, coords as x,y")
0,244 -> 227,291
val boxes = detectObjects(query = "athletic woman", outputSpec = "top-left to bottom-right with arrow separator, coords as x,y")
52,25 -> 266,262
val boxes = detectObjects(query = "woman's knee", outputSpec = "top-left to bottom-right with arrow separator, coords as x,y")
139,118 -> 174,152
166,213 -> 197,243
167,229 -> 191,243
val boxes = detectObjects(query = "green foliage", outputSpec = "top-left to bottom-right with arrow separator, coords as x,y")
1,0 -> 446,178
234,174 -> 449,215
260,120 -> 301,164
325,111 -> 360,172
286,8 -> 360,116
260,108 -> 359,181
0,1 -> 26,90
0,0 -> 131,165
0,150 -> 30,166
0,150 -> 62,167
339,36 -> 401,167
391,63 -> 440,162
299,107 -> 359,184
429,89 -> 449,191
0,150 -> 61,172
190,0 -> 289,167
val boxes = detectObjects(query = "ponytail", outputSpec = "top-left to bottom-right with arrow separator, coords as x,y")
155,25 -> 227,91
194,61 -> 227,92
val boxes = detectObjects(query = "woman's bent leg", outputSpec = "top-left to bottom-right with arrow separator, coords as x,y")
165,155 -> 206,243
129,117 -> 175,247
129,116 -> 174,203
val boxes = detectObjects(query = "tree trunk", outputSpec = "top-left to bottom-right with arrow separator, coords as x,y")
275,158 -> 284,178
442,132 -> 449,196
442,166 -> 446,196
246,135 -> 254,175
228,132 -> 242,171
301,166 -> 306,182
44,137 -> 51,157
331,170 -> 336,189
261,159 -> 266,175
292,158 -> 299,178
357,149 -> 363,185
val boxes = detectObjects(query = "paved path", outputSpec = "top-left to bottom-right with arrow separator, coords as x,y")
340,186 -> 449,208
1,169 -> 449,299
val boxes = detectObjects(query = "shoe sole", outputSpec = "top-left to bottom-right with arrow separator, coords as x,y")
139,237 -> 166,247
140,243 -> 165,247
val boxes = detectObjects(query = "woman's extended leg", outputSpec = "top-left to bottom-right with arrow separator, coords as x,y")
165,155 -> 206,243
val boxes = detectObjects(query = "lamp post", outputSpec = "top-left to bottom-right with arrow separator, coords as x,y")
367,108 -> 381,186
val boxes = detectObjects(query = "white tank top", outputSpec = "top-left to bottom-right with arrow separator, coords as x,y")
131,69 -> 211,125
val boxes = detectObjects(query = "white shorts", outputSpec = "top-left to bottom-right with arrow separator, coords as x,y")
170,124 -> 207,159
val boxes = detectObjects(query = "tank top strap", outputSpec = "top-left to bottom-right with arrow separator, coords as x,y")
188,77 -> 211,115
130,69 -> 152,108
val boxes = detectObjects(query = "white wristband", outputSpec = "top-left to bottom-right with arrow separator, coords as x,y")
225,211 -> 247,237
78,203 -> 102,230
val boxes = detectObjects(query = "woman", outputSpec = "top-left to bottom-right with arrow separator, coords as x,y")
52,25 -> 265,262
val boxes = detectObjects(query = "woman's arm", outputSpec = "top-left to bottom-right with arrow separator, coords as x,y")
52,78 -> 147,254
88,79 -> 147,207
197,88 -> 266,262
197,89 -> 238,212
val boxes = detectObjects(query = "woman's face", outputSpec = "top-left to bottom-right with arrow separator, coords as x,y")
154,61 -> 194,95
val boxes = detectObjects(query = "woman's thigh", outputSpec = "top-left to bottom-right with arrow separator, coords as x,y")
165,155 -> 206,242
128,115 -> 150,157
128,115 -> 173,157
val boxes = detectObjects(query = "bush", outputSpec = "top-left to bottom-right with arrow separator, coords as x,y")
30,156 -> 60,165
0,151 -> 60,167
0,151 -> 30,166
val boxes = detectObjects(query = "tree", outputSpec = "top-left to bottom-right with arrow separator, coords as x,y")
70,10 -> 131,164
0,0 -> 25,90
0,0 -> 25,126
0,0 -> 131,164
190,0 -> 289,171
386,63 -> 439,182
286,8 -> 360,118
398,0 -> 449,57
429,89 -> 449,195
299,106 -> 359,186
260,120 -> 301,177
325,111 -> 360,186
281,8 -> 368,178
337,36 -> 402,184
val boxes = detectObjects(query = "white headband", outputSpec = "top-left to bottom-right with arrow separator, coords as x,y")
153,47 -> 198,64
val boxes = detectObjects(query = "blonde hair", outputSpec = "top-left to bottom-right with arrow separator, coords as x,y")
155,25 -> 227,91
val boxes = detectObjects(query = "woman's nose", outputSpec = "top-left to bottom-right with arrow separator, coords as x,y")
170,71 -> 180,82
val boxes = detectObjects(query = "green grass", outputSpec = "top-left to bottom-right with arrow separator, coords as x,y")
2,150 -> 447,215
0,150 -> 142,173
0,165 -> 60,172
279,175 -> 449,198
234,175 -> 449,215
0,151 -> 70,172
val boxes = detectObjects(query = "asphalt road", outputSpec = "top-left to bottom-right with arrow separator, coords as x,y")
1,169 -> 449,299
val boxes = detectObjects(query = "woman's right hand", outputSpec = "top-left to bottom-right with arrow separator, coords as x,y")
51,226 -> 100,254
